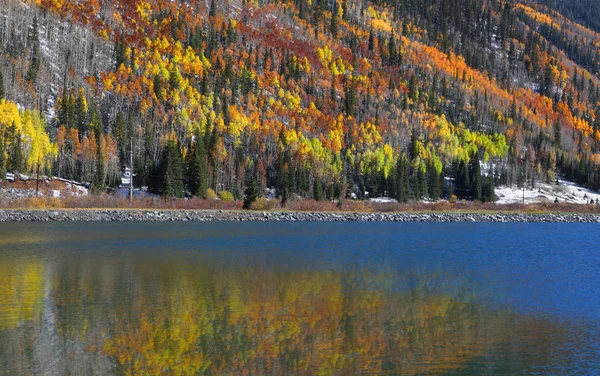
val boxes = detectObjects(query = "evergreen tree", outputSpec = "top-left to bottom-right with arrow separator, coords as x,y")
330,1 -> 339,37
454,159 -> 471,198
153,75 -> 164,103
313,179 -> 323,201
185,129 -> 208,197
345,79 -> 357,117
395,153 -> 410,203
75,91 -> 88,136
209,0 -> 217,18
388,31 -> 398,66
276,129 -> 291,205
483,177 -> 495,202
26,15 -> 41,84
554,120 -> 562,147
243,164 -> 258,209
160,139 -> 185,198
92,134 -> 105,194
6,29 -> 22,58
115,36 -> 127,69
471,154 -> 482,201
8,123 -> 23,172
114,112 -> 126,164
427,160 -> 441,200
416,161 -> 428,199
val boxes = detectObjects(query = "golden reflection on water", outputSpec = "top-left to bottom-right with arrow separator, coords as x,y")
0,260 -> 45,330
0,257 -> 582,375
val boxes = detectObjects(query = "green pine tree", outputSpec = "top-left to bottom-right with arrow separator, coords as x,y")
185,129 -> 208,197
483,177 -> 495,202
75,91 -> 88,136
427,161 -> 441,200
115,36 -> 127,69
395,153 -> 410,203
471,154 -> 482,201
8,123 -> 24,172
243,164 -> 258,209
161,139 -> 185,198
330,1 -> 339,37
92,133 -> 105,194
26,15 -> 40,84
313,179 -> 323,201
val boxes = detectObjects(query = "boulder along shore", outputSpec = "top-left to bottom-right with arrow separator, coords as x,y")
0,210 -> 600,222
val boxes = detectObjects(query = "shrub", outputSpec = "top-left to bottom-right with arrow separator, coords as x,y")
205,188 -> 217,200
218,190 -> 234,201
250,197 -> 277,210
449,194 -> 458,204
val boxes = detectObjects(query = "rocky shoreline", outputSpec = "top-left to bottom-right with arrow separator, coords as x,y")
0,209 -> 599,222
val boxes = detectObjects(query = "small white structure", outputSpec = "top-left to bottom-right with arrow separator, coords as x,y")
49,190 -> 60,198
121,167 -> 132,186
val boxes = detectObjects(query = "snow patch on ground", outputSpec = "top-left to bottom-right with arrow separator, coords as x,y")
368,197 -> 398,203
496,178 -> 600,204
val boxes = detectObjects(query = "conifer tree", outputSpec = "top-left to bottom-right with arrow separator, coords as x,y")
416,161 -> 428,199
75,91 -> 88,136
8,123 -> 23,172
483,177 -> 495,202
276,129 -> 291,205
313,179 -> 323,201
427,160 -> 441,200
388,31 -> 398,66
471,154 -> 482,201
160,139 -> 185,198
243,163 -> 258,209
185,129 -> 208,197
209,0 -> 217,18
330,1 -> 339,37
395,153 -> 410,203
115,36 -> 127,69
92,134 -> 105,194
114,112 -> 126,164
26,15 -> 40,84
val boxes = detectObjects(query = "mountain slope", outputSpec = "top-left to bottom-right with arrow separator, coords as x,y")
1,0 -> 600,202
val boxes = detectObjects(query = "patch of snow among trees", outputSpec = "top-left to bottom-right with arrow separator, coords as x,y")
495,178 -> 600,204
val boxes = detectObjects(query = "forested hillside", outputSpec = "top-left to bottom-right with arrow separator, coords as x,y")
541,0 -> 600,34
2,0 -> 600,203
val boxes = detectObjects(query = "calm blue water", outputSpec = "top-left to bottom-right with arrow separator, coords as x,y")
0,222 -> 599,375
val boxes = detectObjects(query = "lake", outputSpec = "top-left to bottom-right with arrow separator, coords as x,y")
0,222 -> 599,375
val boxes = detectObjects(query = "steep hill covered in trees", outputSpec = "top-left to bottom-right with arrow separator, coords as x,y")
2,0 -> 600,203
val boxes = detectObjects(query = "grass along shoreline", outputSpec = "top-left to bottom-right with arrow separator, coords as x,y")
3,193 -> 600,213
2,195 -> 600,219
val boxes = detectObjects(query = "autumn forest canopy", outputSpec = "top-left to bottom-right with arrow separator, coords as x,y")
2,0 -> 600,202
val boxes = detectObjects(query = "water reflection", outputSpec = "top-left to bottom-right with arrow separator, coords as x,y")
1,221 -> 600,375
0,255 -> 594,376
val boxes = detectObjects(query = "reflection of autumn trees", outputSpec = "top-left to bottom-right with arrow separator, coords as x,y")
0,257 -> 590,375
0,259 -> 45,330
99,266 -> 508,375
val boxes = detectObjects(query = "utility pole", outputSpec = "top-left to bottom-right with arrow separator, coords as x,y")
36,156 -> 40,195
130,135 -> 133,202
522,158 -> 525,205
